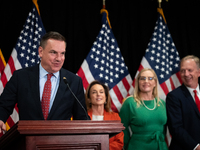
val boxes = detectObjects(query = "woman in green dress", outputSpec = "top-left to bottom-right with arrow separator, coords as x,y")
119,68 -> 168,150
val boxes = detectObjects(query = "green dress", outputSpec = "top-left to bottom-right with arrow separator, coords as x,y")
119,96 -> 168,150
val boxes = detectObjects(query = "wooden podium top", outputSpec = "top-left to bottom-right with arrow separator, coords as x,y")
17,120 -> 124,134
0,120 -> 125,150
0,120 -> 125,143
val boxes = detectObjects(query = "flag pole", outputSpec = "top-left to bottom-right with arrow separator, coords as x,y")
100,0 -> 112,28
158,0 -> 162,8
103,0 -> 105,9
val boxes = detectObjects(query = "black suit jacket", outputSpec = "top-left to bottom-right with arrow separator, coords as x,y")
0,65 -> 88,122
166,84 -> 200,150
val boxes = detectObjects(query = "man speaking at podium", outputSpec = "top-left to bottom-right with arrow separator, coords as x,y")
0,31 -> 89,133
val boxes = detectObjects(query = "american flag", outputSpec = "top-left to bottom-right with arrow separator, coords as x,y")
0,1 -> 46,132
0,49 -> 6,78
133,8 -> 182,146
77,9 -> 133,113
0,49 -> 6,137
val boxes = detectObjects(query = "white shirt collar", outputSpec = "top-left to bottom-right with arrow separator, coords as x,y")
186,84 -> 200,99
92,114 -> 104,121
186,84 -> 199,93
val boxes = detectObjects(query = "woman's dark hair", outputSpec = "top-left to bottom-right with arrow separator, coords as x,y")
85,80 -> 111,112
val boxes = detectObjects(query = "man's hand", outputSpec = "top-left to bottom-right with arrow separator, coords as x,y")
0,120 -> 6,133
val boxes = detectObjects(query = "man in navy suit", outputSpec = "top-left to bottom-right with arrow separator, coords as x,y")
0,31 -> 89,133
166,55 -> 200,150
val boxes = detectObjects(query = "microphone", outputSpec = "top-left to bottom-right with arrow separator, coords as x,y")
63,77 -> 90,120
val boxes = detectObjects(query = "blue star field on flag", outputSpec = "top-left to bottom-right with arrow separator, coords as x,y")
145,14 -> 180,84
86,11 -> 130,89
16,5 -> 46,68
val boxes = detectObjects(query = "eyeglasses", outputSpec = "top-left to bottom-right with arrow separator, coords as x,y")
139,76 -> 155,81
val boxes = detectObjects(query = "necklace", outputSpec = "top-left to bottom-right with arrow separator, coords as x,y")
141,98 -> 156,110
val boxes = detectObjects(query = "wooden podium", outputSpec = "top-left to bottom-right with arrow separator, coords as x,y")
0,120 -> 124,150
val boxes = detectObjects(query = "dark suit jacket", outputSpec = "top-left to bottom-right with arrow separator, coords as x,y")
0,65 -> 88,122
166,84 -> 200,150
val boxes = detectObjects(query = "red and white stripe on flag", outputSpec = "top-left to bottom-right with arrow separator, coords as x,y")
77,9 -> 133,113
77,60 -> 134,113
0,49 -> 21,131
0,0 -> 46,135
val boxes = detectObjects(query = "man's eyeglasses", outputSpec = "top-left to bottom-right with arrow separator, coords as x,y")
139,76 -> 155,81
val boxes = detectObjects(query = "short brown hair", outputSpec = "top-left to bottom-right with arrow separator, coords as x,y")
40,31 -> 66,48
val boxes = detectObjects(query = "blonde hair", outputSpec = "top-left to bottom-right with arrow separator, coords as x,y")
180,55 -> 200,69
133,68 -> 162,107
85,80 -> 111,112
